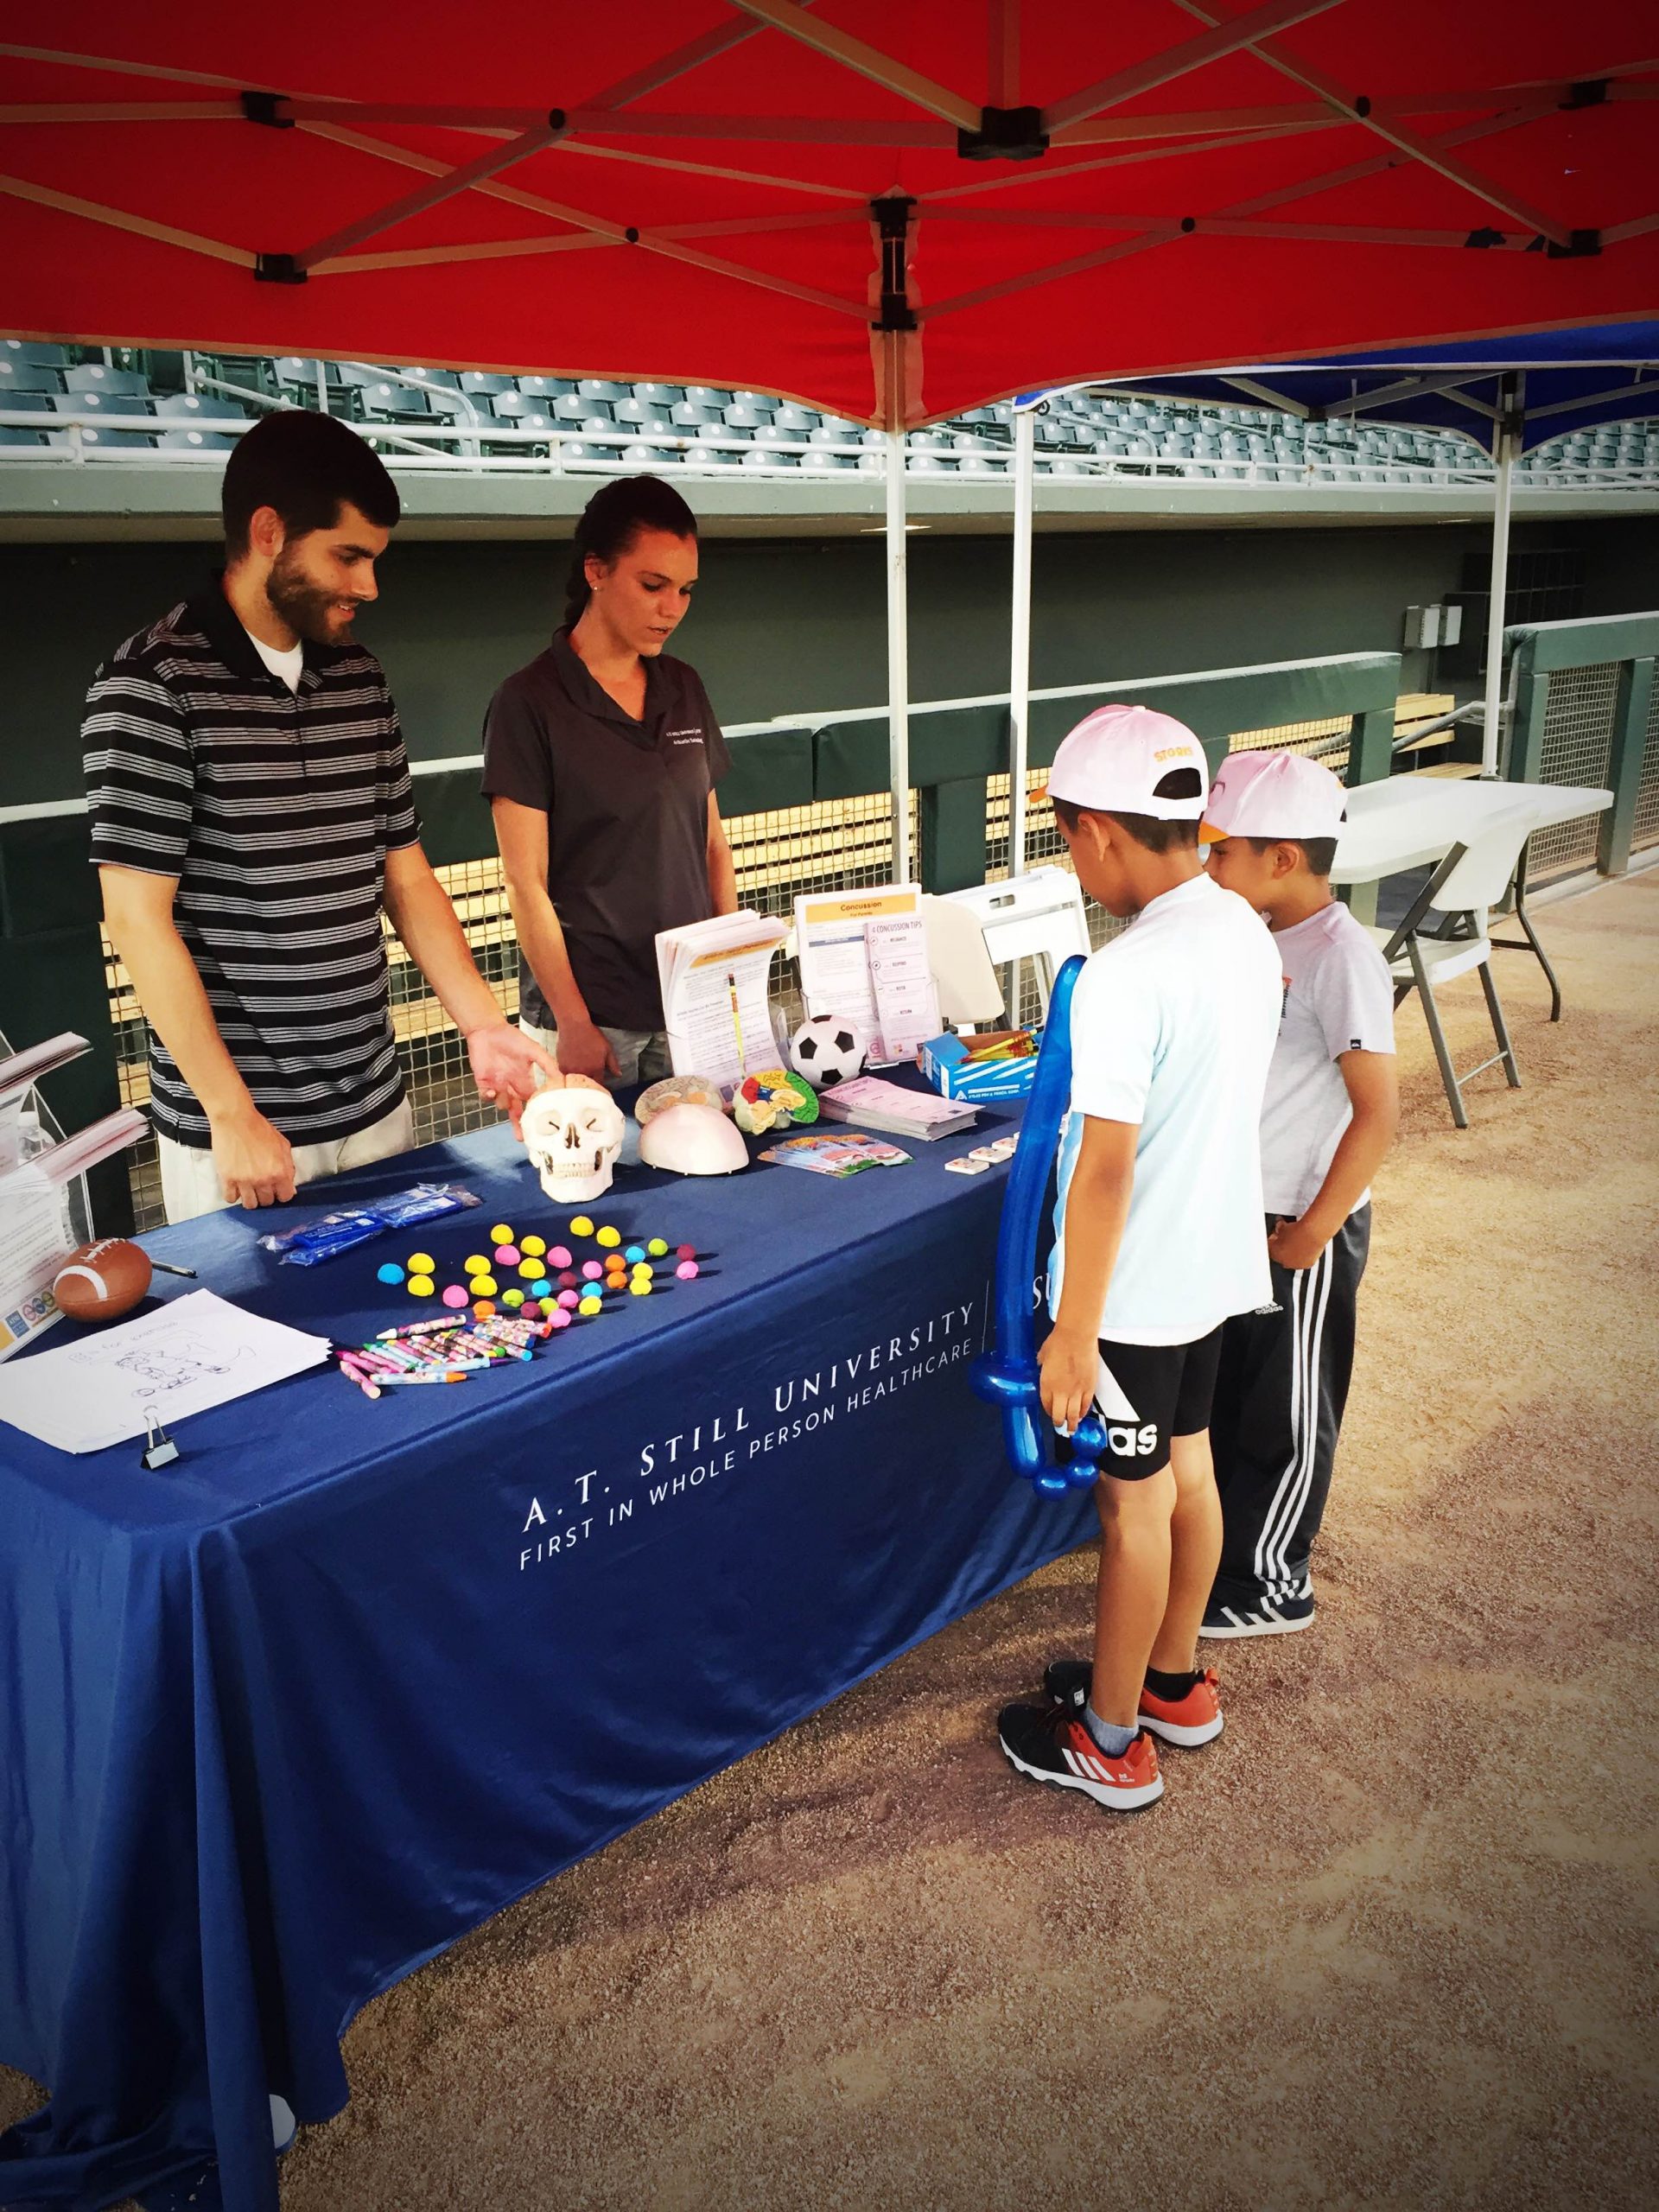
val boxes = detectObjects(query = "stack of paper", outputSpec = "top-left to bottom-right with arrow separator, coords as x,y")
793,886 -> 941,1064
0,1290 -> 332,1454
657,912 -> 790,1090
817,1075 -> 979,1141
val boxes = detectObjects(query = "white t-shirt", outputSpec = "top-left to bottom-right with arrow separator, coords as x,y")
1050,872 -> 1283,1346
247,630 -> 303,693
1259,899 -> 1395,1218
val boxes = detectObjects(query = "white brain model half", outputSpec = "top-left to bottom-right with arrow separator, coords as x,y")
520,1081 -> 626,1205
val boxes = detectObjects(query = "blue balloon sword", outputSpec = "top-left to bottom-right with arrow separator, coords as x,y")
970,953 -> 1110,1497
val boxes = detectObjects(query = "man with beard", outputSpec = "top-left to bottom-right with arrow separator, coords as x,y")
84,409 -> 558,1222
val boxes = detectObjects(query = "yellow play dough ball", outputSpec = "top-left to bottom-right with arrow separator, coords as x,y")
577,1295 -> 602,1316
464,1254 -> 488,1276
489,1223 -> 513,1245
518,1258 -> 543,1280
467,1273 -> 498,1297
408,1275 -> 435,1298
407,1252 -> 435,1274
595,1225 -> 620,1249
520,1234 -> 546,1257
569,1215 -> 594,1238
629,1279 -> 652,1297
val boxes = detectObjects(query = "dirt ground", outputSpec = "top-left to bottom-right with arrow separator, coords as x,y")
6,869 -> 1657,2212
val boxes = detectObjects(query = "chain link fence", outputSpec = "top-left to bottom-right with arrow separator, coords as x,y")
1529,663 -> 1621,879
1633,677 -> 1659,855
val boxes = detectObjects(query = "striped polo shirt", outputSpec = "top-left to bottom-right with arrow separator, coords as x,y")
84,582 -> 421,1147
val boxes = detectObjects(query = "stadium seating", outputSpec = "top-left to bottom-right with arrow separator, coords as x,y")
3,337 -> 1654,487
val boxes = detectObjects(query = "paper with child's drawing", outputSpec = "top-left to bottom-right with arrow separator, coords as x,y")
0,1290 -> 330,1454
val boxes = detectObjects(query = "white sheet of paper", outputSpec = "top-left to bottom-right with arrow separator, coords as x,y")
0,1289 -> 332,1454
865,911 -> 940,1060
794,886 -> 929,1062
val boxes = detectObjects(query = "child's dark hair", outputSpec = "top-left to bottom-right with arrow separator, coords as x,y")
564,474 -> 698,627
222,410 -> 399,558
1244,834 -> 1338,877
1052,767 -> 1203,854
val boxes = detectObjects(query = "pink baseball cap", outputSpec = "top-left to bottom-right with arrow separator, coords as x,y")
1044,704 -> 1210,820
1201,748 -> 1347,843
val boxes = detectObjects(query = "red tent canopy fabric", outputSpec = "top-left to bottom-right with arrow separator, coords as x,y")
2,2 -> 1656,424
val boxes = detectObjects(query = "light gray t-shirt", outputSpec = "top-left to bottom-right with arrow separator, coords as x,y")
1259,900 -> 1395,1218
1050,873 -> 1283,1346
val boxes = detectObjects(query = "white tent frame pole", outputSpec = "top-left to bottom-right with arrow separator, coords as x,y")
1481,372 -> 1520,779
1008,404 -> 1036,876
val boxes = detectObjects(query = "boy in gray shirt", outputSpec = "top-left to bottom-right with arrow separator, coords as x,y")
1201,751 -> 1398,1637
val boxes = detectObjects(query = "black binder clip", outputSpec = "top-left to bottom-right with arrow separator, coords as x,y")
141,1406 -> 180,1471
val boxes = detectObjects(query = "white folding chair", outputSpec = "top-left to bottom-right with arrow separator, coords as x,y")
1370,817 -> 1535,1128
944,868 -> 1092,1022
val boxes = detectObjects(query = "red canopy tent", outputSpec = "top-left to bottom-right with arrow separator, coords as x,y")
3,1 -> 1657,866
4,2 -> 1655,425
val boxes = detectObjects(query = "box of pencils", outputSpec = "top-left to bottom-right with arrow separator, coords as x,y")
920,1028 -> 1042,1103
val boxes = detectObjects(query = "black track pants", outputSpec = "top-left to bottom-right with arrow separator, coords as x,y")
1209,1205 -> 1371,1611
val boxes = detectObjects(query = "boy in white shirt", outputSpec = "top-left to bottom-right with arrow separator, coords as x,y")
996,707 -> 1283,1813
1201,750 -> 1399,1637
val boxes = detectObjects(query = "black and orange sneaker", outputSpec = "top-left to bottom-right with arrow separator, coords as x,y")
996,1700 -> 1163,1810
1043,1660 -> 1225,1747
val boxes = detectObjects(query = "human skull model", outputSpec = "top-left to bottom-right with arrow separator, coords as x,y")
520,1083 -> 626,1205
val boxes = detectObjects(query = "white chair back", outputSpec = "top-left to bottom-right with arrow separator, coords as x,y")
920,893 -> 1004,1026
1428,813 -> 1535,918
946,868 -> 1092,1016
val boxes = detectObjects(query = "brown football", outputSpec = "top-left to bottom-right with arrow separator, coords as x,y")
52,1238 -> 153,1323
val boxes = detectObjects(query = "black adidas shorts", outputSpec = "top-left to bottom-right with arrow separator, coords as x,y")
1087,1327 -> 1224,1481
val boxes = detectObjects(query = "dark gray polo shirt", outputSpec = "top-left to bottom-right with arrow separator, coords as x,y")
480,630 -> 730,1032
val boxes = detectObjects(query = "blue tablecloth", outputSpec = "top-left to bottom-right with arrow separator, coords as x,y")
0,1097 -> 1089,2212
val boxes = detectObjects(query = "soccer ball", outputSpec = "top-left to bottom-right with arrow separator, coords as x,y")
789,1014 -> 868,1090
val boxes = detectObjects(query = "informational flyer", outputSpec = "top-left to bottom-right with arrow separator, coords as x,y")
657,912 -> 790,1090
793,886 -> 940,1063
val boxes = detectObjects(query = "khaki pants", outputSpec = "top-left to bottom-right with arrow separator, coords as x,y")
157,1098 -> 416,1224
519,1018 -> 672,1092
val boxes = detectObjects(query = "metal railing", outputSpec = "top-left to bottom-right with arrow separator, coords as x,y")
8,402 -> 1659,493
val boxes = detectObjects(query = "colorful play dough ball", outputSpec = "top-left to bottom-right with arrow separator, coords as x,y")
677,1243 -> 696,1261
529,1279 -> 551,1300
548,1308 -> 572,1332
557,1270 -> 579,1289
489,1223 -> 513,1244
676,1260 -> 699,1281
515,1257 -> 540,1280
624,1243 -> 645,1265
630,1279 -> 652,1297
578,1295 -> 602,1317
594,1224 -> 620,1249
408,1274 -> 435,1298
520,1234 -> 546,1257
548,1244 -> 573,1270
494,1243 -> 520,1267
474,1299 -> 496,1319
441,1283 -> 470,1309
647,1238 -> 669,1258
407,1252 -> 435,1274
569,1215 -> 594,1238
464,1254 -> 488,1276
501,1287 -> 525,1309
377,1262 -> 406,1285
582,1259 -> 603,1281
468,1273 -> 498,1297
631,1264 -> 653,1283
556,1289 -> 581,1310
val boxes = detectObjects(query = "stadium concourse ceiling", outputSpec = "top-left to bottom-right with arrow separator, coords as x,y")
2,3 -> 1656,428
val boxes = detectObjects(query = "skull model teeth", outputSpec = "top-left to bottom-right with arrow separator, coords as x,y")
519,1086 -> 626,1205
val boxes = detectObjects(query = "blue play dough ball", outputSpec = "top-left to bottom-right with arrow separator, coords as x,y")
529,1278 -> 551,1300
377,1262 -> 406,1285
624,1244 -> 646,1265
